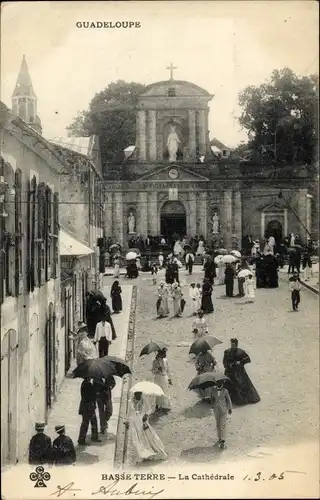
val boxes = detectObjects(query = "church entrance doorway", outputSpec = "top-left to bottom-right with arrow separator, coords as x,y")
160,201 -> 186,244
266,220 -> 283,251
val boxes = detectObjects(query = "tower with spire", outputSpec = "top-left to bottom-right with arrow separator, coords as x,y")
12,55 -> 42,135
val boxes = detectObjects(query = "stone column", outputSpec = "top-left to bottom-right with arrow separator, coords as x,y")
148,191 -> 158,235
138,191 -> 148,237
198,192 -> 208,238
233,190 -> 242,248
113,191 -> 124,246
188,110 -> 196,160
223,190 -> 233,248
198,109 -> 207,155
188,191 -> 197,236
297,188 -> 308,243
138,110 -> 146,161
148,110 -> 157,161
104,192 -> 113,237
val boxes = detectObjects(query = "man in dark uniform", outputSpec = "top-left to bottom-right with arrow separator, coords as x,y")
28,422 -> 52,465
78,378 -> 100,445
51,425 -> 76,465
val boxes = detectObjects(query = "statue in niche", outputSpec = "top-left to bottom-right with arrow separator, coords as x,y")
167,124 -> 180,163
127,211 -> 136,234
210,212 -> 220,234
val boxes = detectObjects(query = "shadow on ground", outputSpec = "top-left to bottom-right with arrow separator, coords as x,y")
181,400 -> 212,419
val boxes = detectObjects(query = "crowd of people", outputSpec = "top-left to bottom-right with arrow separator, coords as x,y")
28,231 -> 316,467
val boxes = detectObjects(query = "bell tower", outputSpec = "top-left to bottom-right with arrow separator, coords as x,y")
12,55 -> 42,135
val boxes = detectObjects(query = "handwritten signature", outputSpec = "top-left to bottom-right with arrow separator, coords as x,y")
92,480 -> 165,498
50,482 -> 81,497
50,480 -> 164,499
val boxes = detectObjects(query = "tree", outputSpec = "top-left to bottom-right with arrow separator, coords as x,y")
238,68 -> 318,168
67,80 -> 146,165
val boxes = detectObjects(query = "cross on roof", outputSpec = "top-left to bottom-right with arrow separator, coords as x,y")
166,63 -> 177,80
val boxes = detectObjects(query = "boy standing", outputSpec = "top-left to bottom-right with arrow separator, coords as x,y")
210,381 -> 232,449
289,272 -> 302,311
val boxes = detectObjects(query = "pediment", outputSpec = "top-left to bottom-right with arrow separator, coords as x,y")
136,165 -> 209,182
261,202 -> 285,212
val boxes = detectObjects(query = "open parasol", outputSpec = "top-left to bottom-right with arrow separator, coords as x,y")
230,250 -> 242,259
140,341 -> 166,356
189,336 -> 223,355
126,251 -> 138,260
109,243 -> 120,251
73,358 -> 117,379
188,372 -> 229,391
130,381 -> 164,396
217,248 -> 228,255
221,254 -> 238,264
214,255 -> 224,264
237,268 -> 252,279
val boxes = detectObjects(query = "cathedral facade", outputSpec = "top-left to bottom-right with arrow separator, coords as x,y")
103,76 -> 314,249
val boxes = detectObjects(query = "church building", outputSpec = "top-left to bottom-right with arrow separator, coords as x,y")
103,66 -> 314,249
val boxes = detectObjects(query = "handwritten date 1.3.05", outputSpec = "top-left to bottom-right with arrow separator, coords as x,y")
243,472 -> 285,481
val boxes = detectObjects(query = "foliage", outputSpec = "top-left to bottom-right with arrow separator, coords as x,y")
238,68 -> 318,167
67,80 -> 146,165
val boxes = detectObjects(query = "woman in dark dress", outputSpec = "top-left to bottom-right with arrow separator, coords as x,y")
201,278 -> 214,313
223,338 -> 260,406
225,264 -> 235,297
110,280 -> 122,313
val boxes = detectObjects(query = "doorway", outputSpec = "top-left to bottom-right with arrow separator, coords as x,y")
64,287 -> 72,374
266,220 -> 283,250
160,201 -> 186,244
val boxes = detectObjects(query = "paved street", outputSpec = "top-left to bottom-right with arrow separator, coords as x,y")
111,268 -> 319,469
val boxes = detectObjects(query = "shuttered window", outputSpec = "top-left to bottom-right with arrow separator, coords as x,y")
52,192 -> 59,279
14,169 -> 23,295
29,176 -> 37,292
37,182 -> 46,286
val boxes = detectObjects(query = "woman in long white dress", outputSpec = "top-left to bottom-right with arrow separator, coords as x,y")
76,331 -> 98,365
217,261 -> 226,285
152,348 -> 172,412
156,282 -> 169,317
196,240 -> 205,256
244,274 -> 255,302
173,239 -> 184,259
113,256 -> 120,278
171,283 -> 182,317
126,392 -> 167,463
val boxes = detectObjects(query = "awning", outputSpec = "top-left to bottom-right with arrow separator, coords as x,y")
59,229 -> 94,257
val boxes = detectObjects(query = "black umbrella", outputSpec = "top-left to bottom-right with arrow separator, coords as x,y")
188,372 -> 229,390
189,336 -> 222,355
103,355 -> 131,377
140,341 -> 166,356
73,357 -> 129,379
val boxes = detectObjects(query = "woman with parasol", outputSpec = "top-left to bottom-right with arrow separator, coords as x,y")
192,337 -> 219,400
125,386 -> 167,464
151,348 -> 172,412
156,281 -> 169,318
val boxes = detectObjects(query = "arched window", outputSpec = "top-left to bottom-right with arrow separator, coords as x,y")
52,192 -> 59,279
14,169 -> 22,295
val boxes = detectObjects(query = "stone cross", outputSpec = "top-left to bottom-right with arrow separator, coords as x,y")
166,63 -> 177,80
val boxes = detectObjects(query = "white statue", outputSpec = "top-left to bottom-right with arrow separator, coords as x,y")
167,124 -> 180,162
127,212 -> 135,234
211,213 -> 219,234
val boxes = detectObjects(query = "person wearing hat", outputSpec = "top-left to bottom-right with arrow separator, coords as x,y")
28,423 -> 52,465
78,378 -> 100,445
210,380 -> 232,449
51,425 -> 76,465
289,272 -> 302,311
93,375 -> 116,435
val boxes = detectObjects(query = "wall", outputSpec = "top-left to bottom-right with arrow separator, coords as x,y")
1,121 -> 63,466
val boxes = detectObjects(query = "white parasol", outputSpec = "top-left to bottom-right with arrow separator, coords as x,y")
221,254 -> 238,264
237,268 -> 252,278
230,250 -> 242,259
130,381 -> 164,396
126,251 -> 138,260
214,255 -> 224,264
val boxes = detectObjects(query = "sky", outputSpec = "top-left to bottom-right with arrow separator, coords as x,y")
1,1 -> 318,148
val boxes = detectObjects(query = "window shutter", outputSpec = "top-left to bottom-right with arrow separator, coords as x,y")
0,158 -> 5,304
45,186 -> 52,281
30,176 -> 37,292
37,183 -> 46,286
14,169 -> 22,295
52,192 -> 59,279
